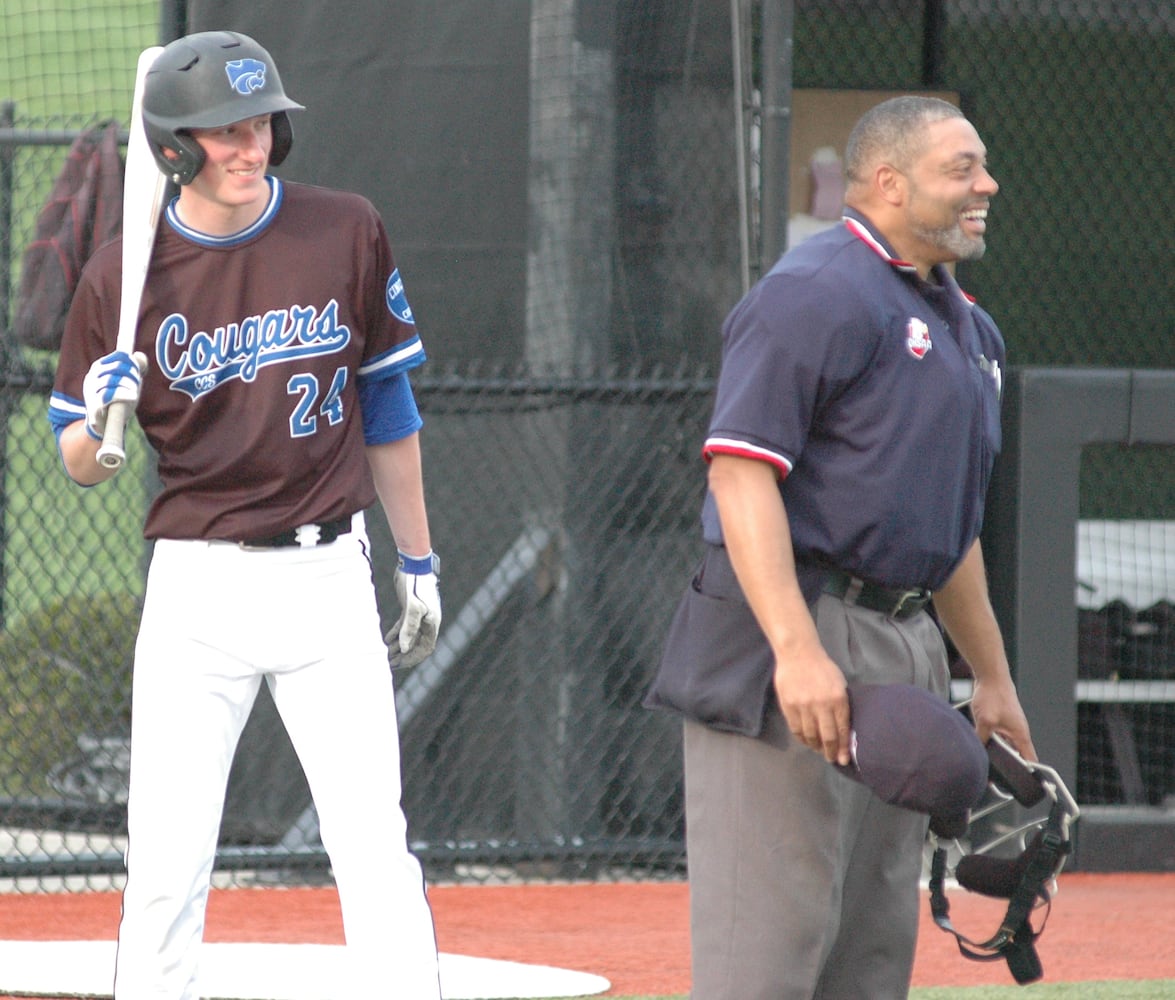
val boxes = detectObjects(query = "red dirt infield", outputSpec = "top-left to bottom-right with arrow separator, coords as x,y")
0,873 -> 1172,996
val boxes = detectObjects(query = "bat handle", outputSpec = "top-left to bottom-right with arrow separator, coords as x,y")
96,401 -> 132,471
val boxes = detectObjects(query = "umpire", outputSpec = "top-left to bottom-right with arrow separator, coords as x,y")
645,96 -> 1036,999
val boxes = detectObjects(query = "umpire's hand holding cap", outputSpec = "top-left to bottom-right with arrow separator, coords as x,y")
834,683 -> 989,838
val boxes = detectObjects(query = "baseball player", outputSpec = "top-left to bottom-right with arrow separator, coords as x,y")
645,96 -> 1036,999
47,32 -> 442,999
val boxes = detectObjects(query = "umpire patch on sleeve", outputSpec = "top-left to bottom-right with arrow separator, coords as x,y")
386,269 -> 415,325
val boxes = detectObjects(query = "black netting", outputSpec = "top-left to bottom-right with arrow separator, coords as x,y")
396,370 -> 708,879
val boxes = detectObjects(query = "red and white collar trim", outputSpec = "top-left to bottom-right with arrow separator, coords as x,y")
843,216 -> 917,273
843,216 -> 978,307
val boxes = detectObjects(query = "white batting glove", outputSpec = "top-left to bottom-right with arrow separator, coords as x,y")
386,551 -> 441,669
82,350 -> 148,439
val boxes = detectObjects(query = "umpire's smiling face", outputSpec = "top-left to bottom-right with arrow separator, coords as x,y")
185,113 -> 274,222
898,116 -> 999,269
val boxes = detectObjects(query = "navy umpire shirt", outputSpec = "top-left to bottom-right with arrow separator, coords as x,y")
700,209 -> 1005,604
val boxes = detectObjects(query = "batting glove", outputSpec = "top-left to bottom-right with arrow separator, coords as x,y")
386,551 -> 441,669
82,350 -> 148,439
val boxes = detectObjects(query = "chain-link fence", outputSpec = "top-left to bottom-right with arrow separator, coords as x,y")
0,1 -> 1171,890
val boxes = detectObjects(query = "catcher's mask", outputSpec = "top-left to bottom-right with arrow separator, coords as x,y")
141,31 -> 304,185
928,727 -> 1080,986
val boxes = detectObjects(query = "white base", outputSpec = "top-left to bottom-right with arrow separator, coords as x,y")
0,940 -> 610,999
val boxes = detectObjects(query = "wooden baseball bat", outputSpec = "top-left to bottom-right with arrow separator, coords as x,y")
96,45 -> 167,471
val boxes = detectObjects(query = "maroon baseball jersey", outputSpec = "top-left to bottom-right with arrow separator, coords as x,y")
50,178 -> 425,541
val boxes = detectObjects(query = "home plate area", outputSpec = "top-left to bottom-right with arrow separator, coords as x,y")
0,940 -> 611,999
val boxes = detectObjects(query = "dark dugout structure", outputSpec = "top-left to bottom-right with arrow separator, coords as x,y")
188,0 -> 749,367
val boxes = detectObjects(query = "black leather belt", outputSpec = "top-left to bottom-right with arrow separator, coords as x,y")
238,516 -> 352,550
822,569 -> 932,620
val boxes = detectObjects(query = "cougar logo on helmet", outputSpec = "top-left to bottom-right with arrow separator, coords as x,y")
225,59 -> 268,96
142,32 -> 304,185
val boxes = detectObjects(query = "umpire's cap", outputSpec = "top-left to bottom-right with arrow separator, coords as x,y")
141,31 -> 304,185
834,683 -> 989,838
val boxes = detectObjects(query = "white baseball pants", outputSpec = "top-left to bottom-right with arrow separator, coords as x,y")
114,515 -> 441,999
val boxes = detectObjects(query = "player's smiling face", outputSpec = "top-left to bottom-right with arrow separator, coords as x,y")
181,114 -> 274,232
898,117 -> 998,270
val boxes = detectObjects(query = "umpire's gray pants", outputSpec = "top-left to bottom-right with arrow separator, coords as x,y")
684,593 -> 949,1000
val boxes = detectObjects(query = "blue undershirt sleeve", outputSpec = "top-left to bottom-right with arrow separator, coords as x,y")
358,370 -> 423,445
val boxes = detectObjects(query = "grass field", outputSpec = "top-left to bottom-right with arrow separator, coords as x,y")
912,985 -> 1175,1000
2,0 -> 157,113
515,990 -> 1175,1000
1,0 -> 157,236
3,391 -> 149,629
1,2 -> 158,628
534,988 -> 1175,1000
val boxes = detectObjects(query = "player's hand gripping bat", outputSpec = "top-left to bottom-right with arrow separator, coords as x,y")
95,45 -> 167,471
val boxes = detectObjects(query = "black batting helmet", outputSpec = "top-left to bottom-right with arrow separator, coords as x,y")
141,31 -> 304,185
